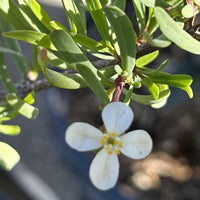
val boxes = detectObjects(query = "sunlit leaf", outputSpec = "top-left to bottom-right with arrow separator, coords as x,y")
0,124 -> 20,135
3,31 -> 56,50
86,0 -> 111,45
142,78 -> 159,99
181,4 -> 194,18
136,50 -> 159,68
17,0 -> 50,33
6,93 -> 39,119
132,0 -> 146,32
62,0 -> 86,34
0,0 -> 39,31
0,142 -> 20,170
154,7 -> 200,54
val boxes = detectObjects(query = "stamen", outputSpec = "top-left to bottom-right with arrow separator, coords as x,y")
108,150 -> 113,154
100,134 -> 109,144
115,149 -> 120,155
111,132 -> 117,137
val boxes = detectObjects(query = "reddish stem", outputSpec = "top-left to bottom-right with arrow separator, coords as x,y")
111,75 -> 125,102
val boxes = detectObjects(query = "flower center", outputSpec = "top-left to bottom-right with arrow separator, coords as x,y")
100,132 -> 123,155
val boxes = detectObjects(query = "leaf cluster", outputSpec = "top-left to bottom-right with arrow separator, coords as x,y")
0,0 -> 198,170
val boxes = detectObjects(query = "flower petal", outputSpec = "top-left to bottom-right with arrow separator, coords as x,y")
65,122 -> 102,151
120,130 -> 153,159
102,102 -> 134,135
89,149 -> 119,190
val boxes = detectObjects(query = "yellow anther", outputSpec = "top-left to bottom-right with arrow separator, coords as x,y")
118,142 -> 123,148
100,134 -> 109,144
115,149 -> 120,155
111,132 -> 117,137
108,150 -> 113,154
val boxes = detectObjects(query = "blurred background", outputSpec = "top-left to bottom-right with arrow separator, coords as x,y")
0,0 -> 200,200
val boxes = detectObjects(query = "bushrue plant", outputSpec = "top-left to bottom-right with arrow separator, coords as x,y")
0,0 -> 199,190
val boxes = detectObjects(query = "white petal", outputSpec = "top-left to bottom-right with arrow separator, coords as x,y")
120,130 -> 153,159
102,102 -> 134,135
65,122 -> 102,151
89,149 -> 119,190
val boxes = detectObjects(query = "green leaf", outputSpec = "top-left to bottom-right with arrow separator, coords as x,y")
0,124 -> 20,135
24,91 -> 35,104
179,85 -> 193,98
148,72 -> 193,87
50,30 -> 110,105
0,63 -> 17,94
104,6 -> 136,75
17,0 -> 50,33
0,47 -> 31,68
76,63 -> 110,104
132,0 -> 146,33
0,142 -> 20,170
136,50 -> 159,68
143,32 -> 171,48
123,88 -> 170,105
142,78 -> 159,99
181,4 -> 194,18
72,33 -> 112,53
86,0 -> 110,45
6,93 -> 39,119
0,0 -> 39,31
0,15 -> 30,77
62,0 -> 86,34
3,30 -> 56,50
50,30 -> 88,67
113,0 -> 126,10
141,0 -> 155,7
39,51 -> 87,89
154,7 -> 200,54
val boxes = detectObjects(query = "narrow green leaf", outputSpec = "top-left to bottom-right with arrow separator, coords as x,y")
132,0 -> 146,33
104,6 -> 136,75
0,124 -> 20,135
154,7 -> 200,54
50,30 -> 110,104
6,93 -> 39,119
148,72 -> 193,87
0,15 -> 30,76
86,0 -> 110,45
143,32 -> 171,48
17,0 -> 50,33
143,78 -> 159,99
62,0 -> 86,34
0,142 -> 20,170
136,50 -> 159,68
141,0 -> 155,7
0,47 -> 31,68
72,33 -> 111,53
123,88 -> 170,105
0,0 -> 39,31
3,31 -> 56,50
179,86 -> 193,98
0,63 -> 17,94
76,63 -> 110,104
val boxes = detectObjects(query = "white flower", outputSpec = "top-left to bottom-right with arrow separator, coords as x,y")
65,102 -> 153,190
